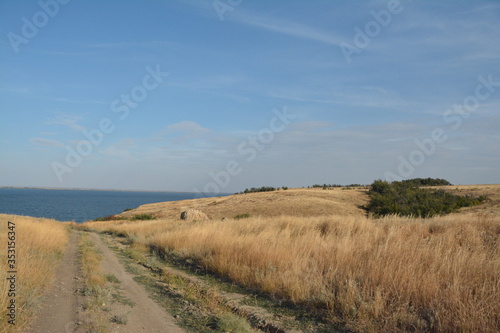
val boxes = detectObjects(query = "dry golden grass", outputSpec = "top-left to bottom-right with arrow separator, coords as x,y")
116,187 -> 369,220
0,214 -> 68,332
78,232 -> 109,332
84,210 -> 500,332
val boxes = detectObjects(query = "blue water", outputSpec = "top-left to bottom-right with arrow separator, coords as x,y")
0,188 -> 218,222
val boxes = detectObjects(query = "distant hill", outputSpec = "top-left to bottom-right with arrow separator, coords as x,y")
116,184 -> 500,221
118,187 -> 370,220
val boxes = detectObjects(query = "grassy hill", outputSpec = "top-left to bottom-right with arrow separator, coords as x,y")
115,188 -> 368,219
115,184 -> 500,221
117,187 -> 370,220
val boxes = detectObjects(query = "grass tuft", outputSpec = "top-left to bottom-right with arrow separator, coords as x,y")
217,314 -> 254,332
105,274 -> 120,284
110,313 -> 128,325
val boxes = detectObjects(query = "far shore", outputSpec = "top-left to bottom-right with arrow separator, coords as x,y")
0,186 -> 206,194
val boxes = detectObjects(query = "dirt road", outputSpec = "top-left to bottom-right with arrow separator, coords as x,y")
26,231 -> 183,333
89,233 -> 183,333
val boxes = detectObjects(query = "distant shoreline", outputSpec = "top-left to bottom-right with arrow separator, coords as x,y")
0,186 -> 196,194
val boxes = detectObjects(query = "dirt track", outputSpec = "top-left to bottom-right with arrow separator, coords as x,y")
26,231 -> 183,333
89,233 -> 183,333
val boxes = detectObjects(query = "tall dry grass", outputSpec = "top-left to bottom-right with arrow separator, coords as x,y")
84,214 -> 500,332
0,214 -> 68,332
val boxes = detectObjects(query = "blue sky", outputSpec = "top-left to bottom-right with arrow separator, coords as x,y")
1,0 -> 499,193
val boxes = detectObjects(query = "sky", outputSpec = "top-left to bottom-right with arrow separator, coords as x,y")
0,0 -> 499,193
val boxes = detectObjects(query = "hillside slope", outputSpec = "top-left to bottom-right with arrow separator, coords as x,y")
118,187 -> 370,220
115,184 -> 500,222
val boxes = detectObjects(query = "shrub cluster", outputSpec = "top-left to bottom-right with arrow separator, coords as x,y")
401,177 -> 452,186
94,213 -> 156,221
242,186 -> 277,194
130,213 -> 156,221
310,183 -> 365,189
311,184 -> 343,188
233,213 -> 251,220
368,179 -> 486,218
94,214 -> 122,222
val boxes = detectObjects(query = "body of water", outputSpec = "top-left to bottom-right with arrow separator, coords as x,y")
0,188 -> 217,222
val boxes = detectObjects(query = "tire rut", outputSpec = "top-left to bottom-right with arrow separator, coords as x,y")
89,232 -> 184,333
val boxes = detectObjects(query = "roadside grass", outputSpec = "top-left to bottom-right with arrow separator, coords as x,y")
101,234 -> 260,333
105,274 -> 120,284
217,314 -> 254,332
78,232 -> 109,332
82,213 -> 500,332
0,214 -> 68,333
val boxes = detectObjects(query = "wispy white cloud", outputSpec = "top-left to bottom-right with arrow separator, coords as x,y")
229,11 -> 343,45
290,121 -> 333,131
30,138 -> 65,148
163,121 -> 212,144
46,114 -> 86,132
100,139 -> 137,159
0,86 -> 30,94
82,40 -> 177,49
166,121 -> 210,135
48,97 -> 107,105
35,49 -> 97,56
264,85 -> 410,110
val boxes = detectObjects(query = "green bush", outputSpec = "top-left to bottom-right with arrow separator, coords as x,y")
311,183 -> 365,189
401,177 -> 452,186
312,184 -> 343,188
94,215 -> 122,222
130,213 -> 156,221
367,179 -> 486,218
242,186 -> 276,194
233,213 -> 251,220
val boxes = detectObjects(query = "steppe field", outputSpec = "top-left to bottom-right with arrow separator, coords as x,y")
2,185 -> 499,332
0,215 -> 68,332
